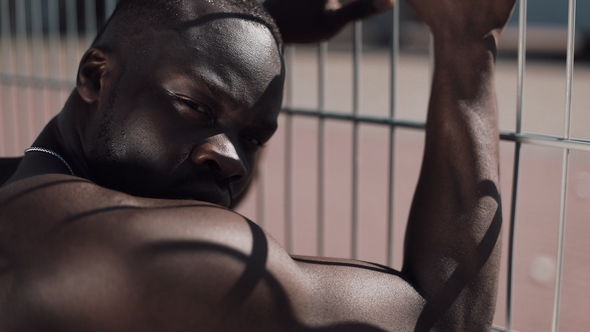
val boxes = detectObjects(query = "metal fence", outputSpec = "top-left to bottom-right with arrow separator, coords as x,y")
1,0 -> 589,331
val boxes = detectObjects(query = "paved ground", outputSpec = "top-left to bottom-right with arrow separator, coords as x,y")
1,46 -> 589,331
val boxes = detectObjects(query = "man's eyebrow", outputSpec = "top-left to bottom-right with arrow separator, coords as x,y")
190,74 -> 278,132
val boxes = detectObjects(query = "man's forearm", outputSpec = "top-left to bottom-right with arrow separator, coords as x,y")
403,37 -> 502,331
425,37 -> 500,188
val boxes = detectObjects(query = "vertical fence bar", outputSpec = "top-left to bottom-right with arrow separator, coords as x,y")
387,4 -> 400,268
106,0 -> 117,17
428,34 -> 434,80
30,3 -> 45,67
551,0 -> 576,331
351,21 -> 362,259
506,0 -> 527,330
15,0 -> 31,150
66,0 -> 79,79
47,0 -> 62,112
317,42 -> 327,256
85,0 -> 97,48
0,0 -> 16,156
256,164 -> 265,228
30,0 -> 48,128
0,0 -> 16,155
284,45 -> 295,253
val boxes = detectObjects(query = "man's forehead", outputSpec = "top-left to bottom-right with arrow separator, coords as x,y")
146,0 -> 283,71
176,18 -> 281,93
171,0 -> 279,48
179,17 -> 278,57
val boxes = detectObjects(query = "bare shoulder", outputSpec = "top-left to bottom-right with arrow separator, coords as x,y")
0,175 -> 424,331
0,174 -> 286,267
0,173 -> 250,241
0,174 -> 292,330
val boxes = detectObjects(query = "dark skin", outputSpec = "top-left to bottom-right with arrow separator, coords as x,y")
0,0 -> 515,330
263,0 -> 395,43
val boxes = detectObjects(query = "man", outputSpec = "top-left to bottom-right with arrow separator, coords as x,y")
0,0 -> 515,330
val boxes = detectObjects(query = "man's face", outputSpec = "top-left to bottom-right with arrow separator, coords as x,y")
86,17 -> 284,208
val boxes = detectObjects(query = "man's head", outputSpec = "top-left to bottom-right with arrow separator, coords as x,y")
73,0 -> 285,207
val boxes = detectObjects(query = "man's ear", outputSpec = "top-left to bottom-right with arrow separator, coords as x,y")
77,48 -> 108,104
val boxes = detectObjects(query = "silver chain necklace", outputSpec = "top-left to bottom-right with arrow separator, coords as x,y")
24,147 -> 74,176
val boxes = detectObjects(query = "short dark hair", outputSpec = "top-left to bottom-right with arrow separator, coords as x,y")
92,0 -> 283,53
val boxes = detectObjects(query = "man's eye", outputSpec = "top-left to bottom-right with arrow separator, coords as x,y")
183,99 -> 209,115
242,134 -> 264,147
173,96 -> 213,122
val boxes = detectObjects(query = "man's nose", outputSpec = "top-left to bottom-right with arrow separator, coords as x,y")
192,134 -> 246,182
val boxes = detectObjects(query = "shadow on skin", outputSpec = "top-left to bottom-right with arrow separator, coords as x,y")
293,257 -> 403,278
57,203 -> 224,227
140,213 -> 387,331
412,179 -> 502,331
0,178 -> 92,206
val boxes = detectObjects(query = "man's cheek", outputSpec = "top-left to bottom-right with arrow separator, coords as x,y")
122,120 -> 176,172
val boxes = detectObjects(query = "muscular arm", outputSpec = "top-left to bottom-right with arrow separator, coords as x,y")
403,39 -> 502,331
401,1 -> 515,329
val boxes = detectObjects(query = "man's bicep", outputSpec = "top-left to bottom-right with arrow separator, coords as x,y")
289,256 -> 425,331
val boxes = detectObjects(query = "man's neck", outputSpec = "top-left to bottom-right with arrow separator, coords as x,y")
55,92 -> 94,180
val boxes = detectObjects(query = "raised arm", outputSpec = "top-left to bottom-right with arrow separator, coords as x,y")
401,0 -> 515,330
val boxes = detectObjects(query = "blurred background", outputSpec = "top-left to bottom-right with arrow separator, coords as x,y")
1,0 -> 589,331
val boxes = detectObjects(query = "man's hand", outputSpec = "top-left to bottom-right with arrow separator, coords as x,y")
405,0 -> 516,42
263,0 -> 394,44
